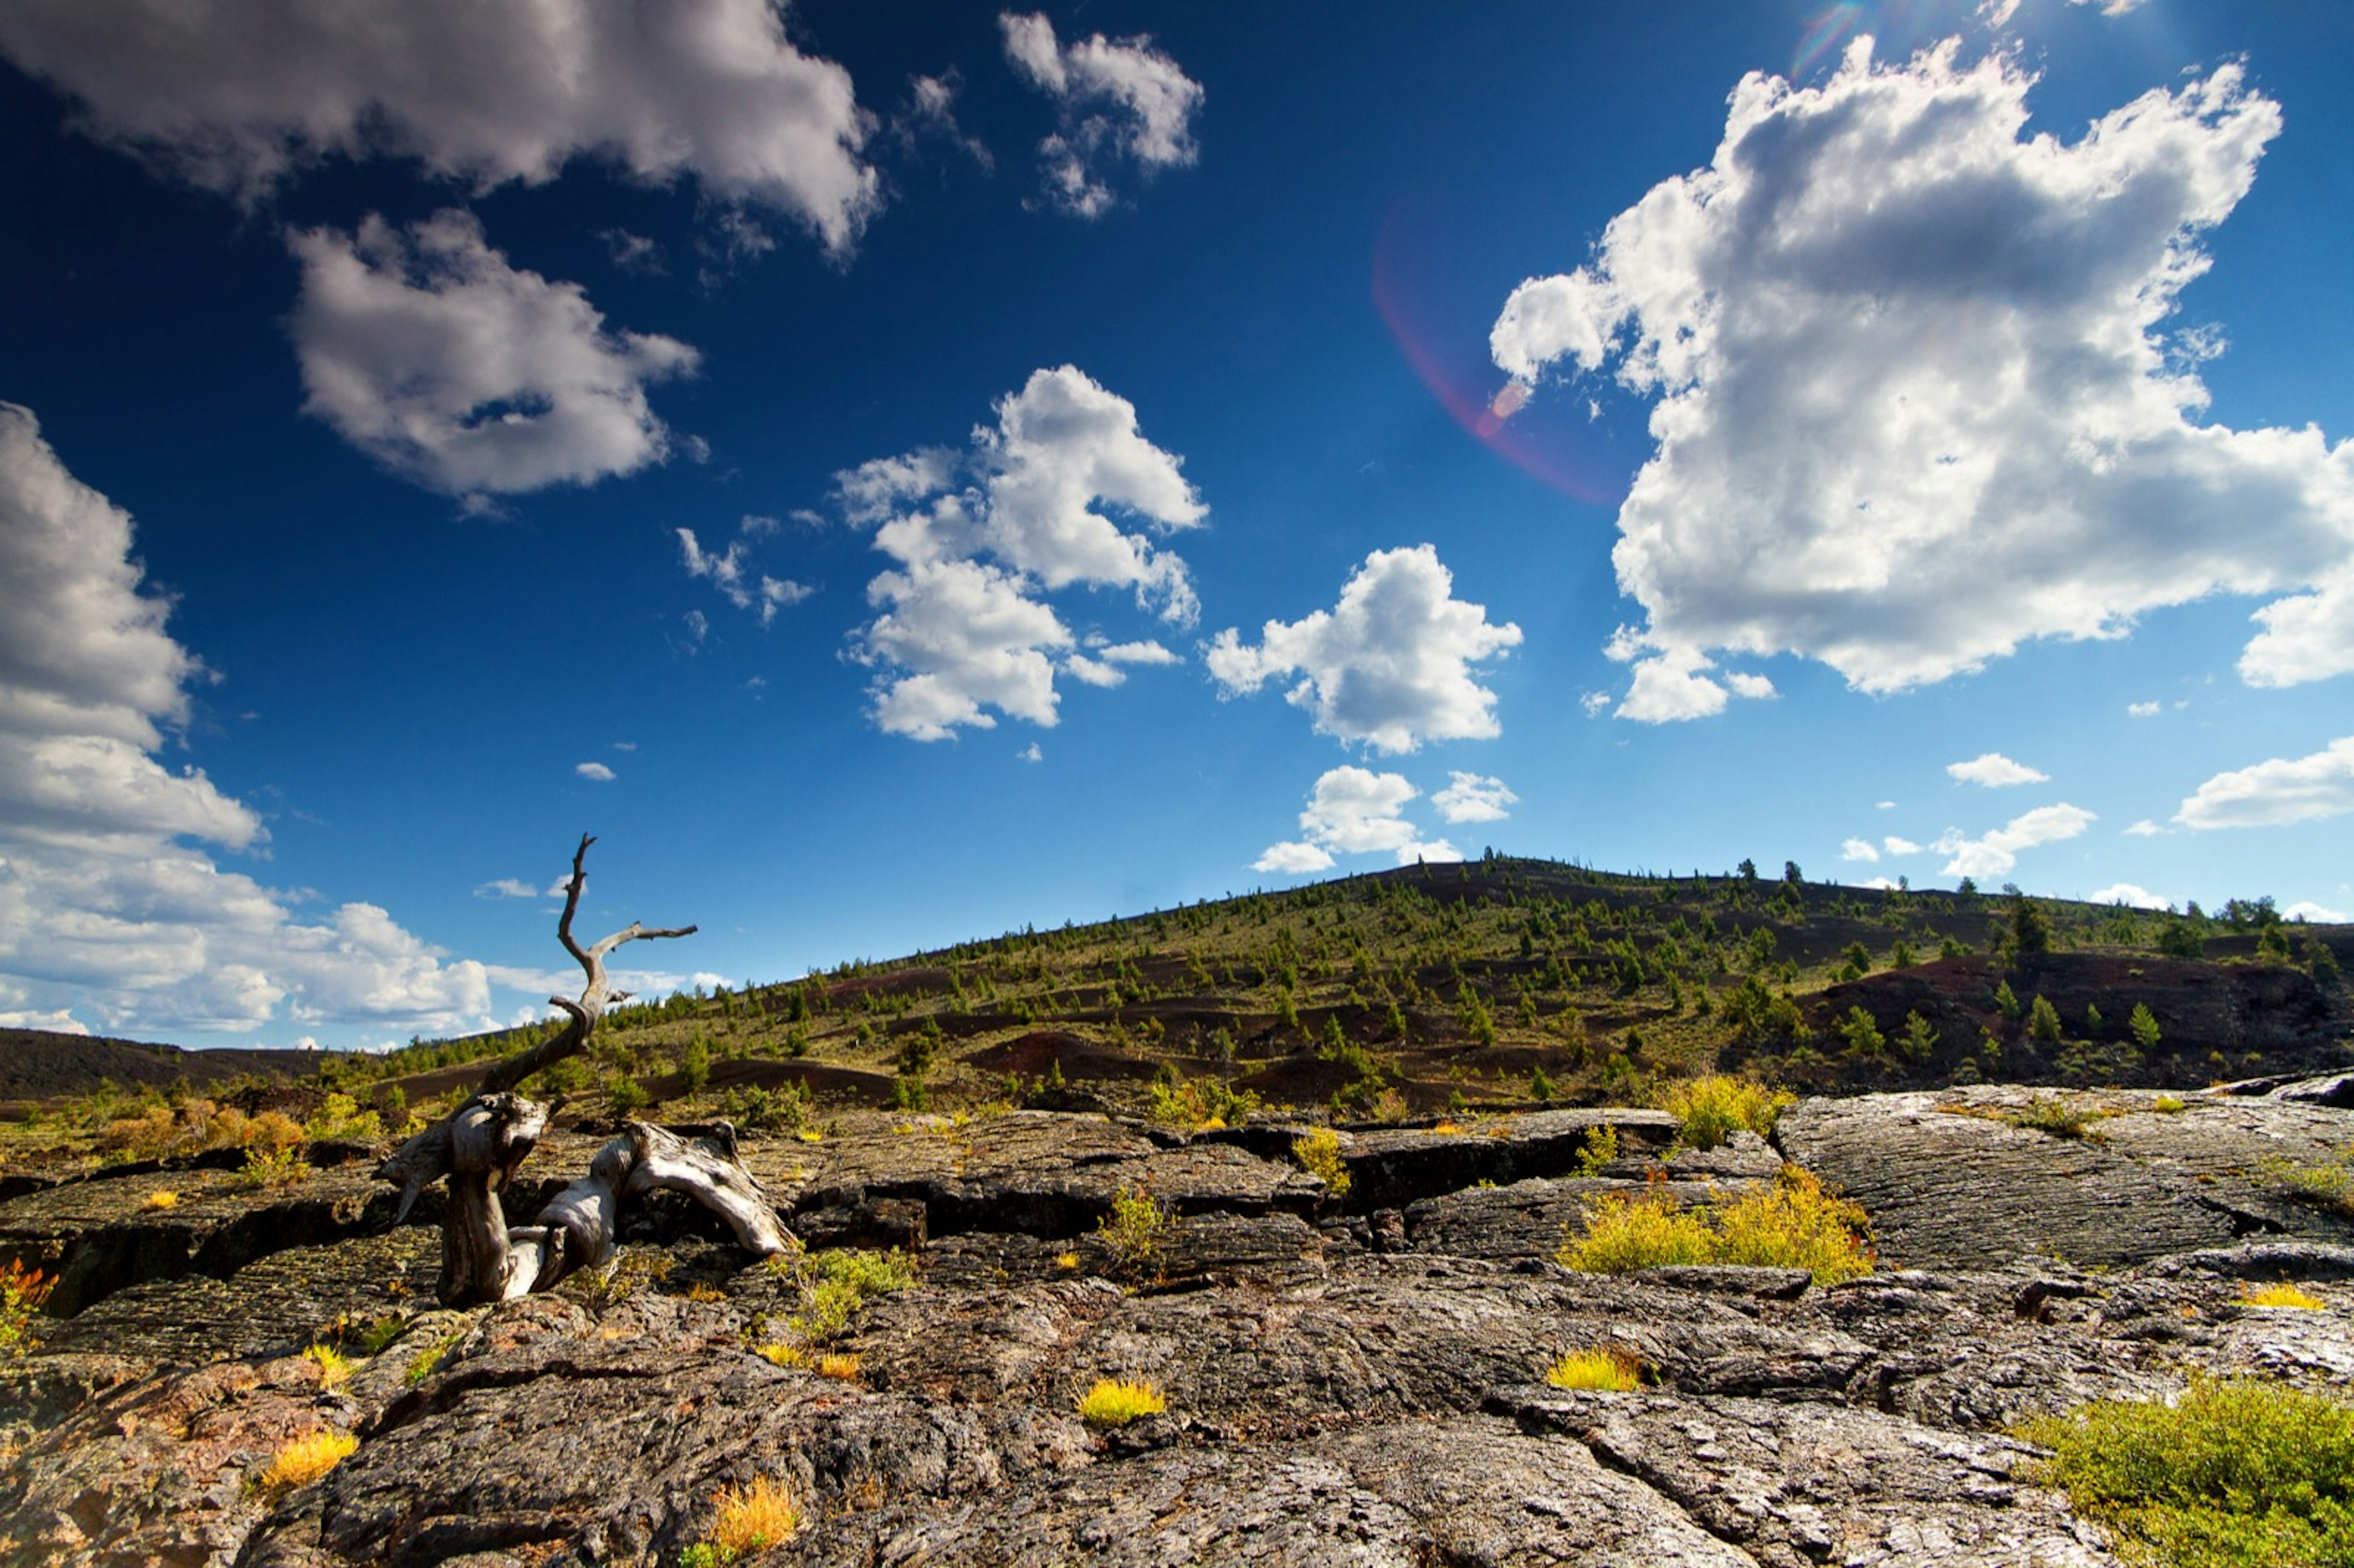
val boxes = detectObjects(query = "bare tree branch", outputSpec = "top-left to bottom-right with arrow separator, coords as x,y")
478,832 -> 696,1095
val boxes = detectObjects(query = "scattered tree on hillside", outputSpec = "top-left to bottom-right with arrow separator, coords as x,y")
2010,892 -> 2054,957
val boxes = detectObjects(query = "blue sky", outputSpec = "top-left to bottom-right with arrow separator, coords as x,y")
3,0 -> 2352,1049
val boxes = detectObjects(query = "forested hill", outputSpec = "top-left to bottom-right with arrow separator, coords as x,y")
275,856 -> 2354,1130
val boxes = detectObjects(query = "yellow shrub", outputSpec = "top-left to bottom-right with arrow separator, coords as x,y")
2242,1282 -> 2325,1310
1290,1128 -> 1352,1201
259,1430 -> 357,1494
707,1474 -> 801,1559
1656,1075 -> 1794,1150
755,1342 -> 809,1369
1559,1167 -> 1874,1285
142,1190 -> 179,1210
1545,1348 -> 1641,1391
1076,1377 -> 1167,1428
245,1110 -> 307,1155
817,1353 -> 861,1380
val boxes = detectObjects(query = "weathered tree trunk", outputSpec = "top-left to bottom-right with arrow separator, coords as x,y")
371,835 -> 785,1306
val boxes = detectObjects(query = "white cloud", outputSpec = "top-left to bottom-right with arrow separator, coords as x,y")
289,210 -> 698,498
1876,800 -> 1897,811
575,761 -> 615,782
1431,772 -> 1518,824
0,1007 -> 87,1035
2125,819 -> 2164,837
897,70 -> 992,170
474,878 -> 539,900
1017,742 -> 1042,764
1208,546 -> 1522,753
1580,691 -> 1612,718
2174,736 -> 2354,831
839,367 -> 1204,740
0,0 -> 880,253
1299,767 -> 1420,855
1065,638 -> 1182,690
1948,753 -> 2050,788
1490,40 -> 2354,714
676,525 -> 813,626
1255,766 -> 1459,873
2285,900 -> 2349,925
1252,841 -> 1334,876
855,558 -> 1068,740
1884,835 -> 1922,855
0,407 -> 491,1038
2089,883 -> 2168,908
1000,12 -> 1202,218
1609,643 -> 1775,725
1935,803 -> 2097,878
1841,838 -> 1881,863
2128,701 -> 2162,717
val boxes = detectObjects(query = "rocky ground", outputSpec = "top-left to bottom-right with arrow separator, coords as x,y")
2,1081 -> 2352,1567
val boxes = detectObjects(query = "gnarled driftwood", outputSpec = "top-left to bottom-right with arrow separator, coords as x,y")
371,835 -> 785,1306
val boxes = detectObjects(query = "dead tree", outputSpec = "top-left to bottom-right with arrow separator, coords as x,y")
374,834 -> 787,1306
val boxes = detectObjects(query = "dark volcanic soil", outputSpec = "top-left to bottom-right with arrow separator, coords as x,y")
0,1030 -> 318,1111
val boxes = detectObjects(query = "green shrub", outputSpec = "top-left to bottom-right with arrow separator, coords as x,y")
1097,1183 -> 1171,1276
2016,1379 -> 2354,1568
1573,1124 -> 1619,1178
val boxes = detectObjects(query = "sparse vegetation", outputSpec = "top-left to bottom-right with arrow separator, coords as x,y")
1558,1166 -> 1875,1285
1097,1183 -> 1173,1276
0,1260 -> 55,1357
1999,1095 -> 2117,1141
2016,1378 -> 2354,1568
758,1244 -> 917,1357
1077,1377 -> 1167,1427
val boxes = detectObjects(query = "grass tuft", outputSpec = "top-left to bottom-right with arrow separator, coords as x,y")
2016,1378 -> 2354,1568
1558,1166 -> 1874,1285
699,1474 -> 801,1563
2241,1282 -> 2326,1311
1077,1377 -> 1167,1428
257,1430 -> 357,1495
300,1343 -> 354,1387
1545,1348 -> 1641,1391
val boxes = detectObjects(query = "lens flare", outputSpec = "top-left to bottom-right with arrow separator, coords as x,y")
1369,199 -> 1623,508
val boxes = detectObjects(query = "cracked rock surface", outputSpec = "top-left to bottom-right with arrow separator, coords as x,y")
1,1089 -> 2350,1566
